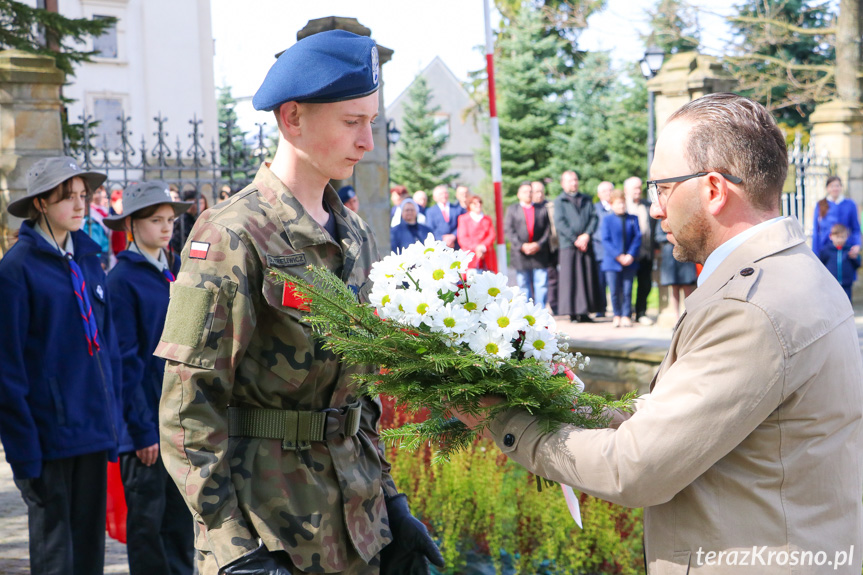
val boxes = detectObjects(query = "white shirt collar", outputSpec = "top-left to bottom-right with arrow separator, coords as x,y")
698,217 -> 785,286
35,222 -> 74,255
129,242 -> 168,272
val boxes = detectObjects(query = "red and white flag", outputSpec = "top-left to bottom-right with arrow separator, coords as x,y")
189,241 -> 209,260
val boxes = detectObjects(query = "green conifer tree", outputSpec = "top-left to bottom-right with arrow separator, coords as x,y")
481,7 -> 573,200
217,86 -> 248,175
390,75 -> 455,192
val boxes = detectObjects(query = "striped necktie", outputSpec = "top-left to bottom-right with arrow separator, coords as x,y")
162,268 -> 176,282
65,253 -> 101,356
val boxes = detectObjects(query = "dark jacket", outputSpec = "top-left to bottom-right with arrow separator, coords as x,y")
819,242 -> 861,287
108,250 -> 181,451
554,192 -> 599,247
504,202 -> 551,270
390,221 -> 433,253
600,213 -> 642,273
0,221 -> 123,479
425,202 -> 465,247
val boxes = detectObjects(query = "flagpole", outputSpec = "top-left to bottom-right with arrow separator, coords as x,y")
484,0 -> 507,276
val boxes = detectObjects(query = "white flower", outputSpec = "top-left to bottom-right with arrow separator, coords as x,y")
397,289 -> 442,328
428,302 -> 478,340
519,300 -> 555,332
376,289 -> 408,322
522,328 -> 559,361
481,298 -> 528,341
414,252 -> 462,295
369,253 -> 410,291
465,271 -> 513,309
468,327 -> 515,359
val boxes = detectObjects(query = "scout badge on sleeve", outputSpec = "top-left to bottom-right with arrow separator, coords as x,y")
189,241 -> 210,260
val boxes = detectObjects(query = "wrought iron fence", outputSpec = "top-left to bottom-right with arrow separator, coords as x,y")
64,113 -> 272,199
784,132 -> 831,231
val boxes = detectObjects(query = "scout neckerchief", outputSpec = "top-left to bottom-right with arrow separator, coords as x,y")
39,207 -> 101,356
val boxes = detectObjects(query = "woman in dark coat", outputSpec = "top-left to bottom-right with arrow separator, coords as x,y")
655,225 -> 696,320
390,199 -> 432,253
553,171 -> 605,322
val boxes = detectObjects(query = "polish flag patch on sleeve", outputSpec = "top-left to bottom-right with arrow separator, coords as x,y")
189,241 -> 210,260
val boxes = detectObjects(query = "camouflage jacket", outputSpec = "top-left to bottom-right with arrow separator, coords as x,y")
156,164 -> 397,572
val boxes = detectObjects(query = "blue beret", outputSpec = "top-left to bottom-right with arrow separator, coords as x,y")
253,30 -> 380,111
338,185 -> 356,203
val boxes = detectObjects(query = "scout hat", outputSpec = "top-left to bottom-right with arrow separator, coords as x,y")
7,156 -> 107,218
252,30 -> 380,111
337,185 -> 357,204
103,181 -> 192,231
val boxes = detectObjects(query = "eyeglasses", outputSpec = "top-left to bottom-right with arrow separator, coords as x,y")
647,172 -> 743,208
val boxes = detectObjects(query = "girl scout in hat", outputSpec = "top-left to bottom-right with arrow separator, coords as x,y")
104,181 -> 194,575
0,156 -> 123,575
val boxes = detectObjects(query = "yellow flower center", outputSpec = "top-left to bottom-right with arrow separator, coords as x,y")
485,342 -> 499,355
464,302 -> 478,312
433,269 -> 445,280
444,317 -> 456,328
497,317 -> 510,328
398,304 -> 404,312
424,248 -> 435,254
533,340 -> 545,350
525,314 -> 536,326
488,287 -> 501,297
417,303 -> 429,315
450,262 -> 462,269
381,295 -> 390,306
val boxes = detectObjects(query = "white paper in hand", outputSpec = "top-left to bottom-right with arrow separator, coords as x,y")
561,484 -> 583,528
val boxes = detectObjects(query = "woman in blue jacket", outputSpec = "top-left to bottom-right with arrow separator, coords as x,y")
812,176 -> 861,260
600,189 -> 642,327
104,181 -> 194,575
0,157 -> 122,575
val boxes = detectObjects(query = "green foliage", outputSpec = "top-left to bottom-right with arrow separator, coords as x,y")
726,0 -> 836,126
269,265 -> 634,462
645,0 -> 700,55
390,75 -> 456,192
549,55 -> 648,195
217,86 -> 249,172
390,438 -> 644,574
480,8 -> 574,201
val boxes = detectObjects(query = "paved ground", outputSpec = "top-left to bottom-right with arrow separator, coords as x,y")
1,300 -> 861,574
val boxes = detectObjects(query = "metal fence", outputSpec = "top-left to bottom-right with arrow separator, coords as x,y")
63,113 -> 272,200
784,131 -> 831,230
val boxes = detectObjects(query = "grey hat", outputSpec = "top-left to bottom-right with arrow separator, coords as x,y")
103,180 -> 192,231
7,156 -> 107,218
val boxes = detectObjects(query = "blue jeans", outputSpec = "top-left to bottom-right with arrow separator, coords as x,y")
605,268 -> 636,318
516,268 -> 548,308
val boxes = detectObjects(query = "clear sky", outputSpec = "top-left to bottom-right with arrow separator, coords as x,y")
210,0 -> 738,132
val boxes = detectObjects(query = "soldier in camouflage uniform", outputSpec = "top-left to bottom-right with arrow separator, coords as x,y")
157,31 -> 443,575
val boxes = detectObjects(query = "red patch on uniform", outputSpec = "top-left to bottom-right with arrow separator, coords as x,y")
282,282 -> 310,310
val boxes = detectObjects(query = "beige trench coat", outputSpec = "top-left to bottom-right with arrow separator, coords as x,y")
490,217 -> 863,574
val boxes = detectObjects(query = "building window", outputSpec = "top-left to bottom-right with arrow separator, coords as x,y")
93,98 -> 123,150
433,113 -> 450,140
92,15 -> 117,58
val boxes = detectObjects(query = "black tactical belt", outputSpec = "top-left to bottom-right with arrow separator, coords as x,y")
228,401 -> 362,451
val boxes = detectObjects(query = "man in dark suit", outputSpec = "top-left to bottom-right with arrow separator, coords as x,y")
425,184 -> 464,248
506,182 -> 551,307
624,176 -> 657,325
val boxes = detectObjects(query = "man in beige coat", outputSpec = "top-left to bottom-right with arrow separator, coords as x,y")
454,93 -> 863,574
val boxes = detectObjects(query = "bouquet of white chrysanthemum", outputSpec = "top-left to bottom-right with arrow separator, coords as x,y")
270,235 -> 633,462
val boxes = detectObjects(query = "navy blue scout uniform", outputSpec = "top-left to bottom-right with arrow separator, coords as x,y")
0,157 -> 122,575
105,181 -> 194,575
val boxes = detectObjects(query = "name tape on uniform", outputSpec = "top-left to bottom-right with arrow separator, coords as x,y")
189,241 -> 210,260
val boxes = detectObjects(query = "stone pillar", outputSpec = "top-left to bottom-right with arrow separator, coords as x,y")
0,50 -> 65,257
647,52 -> 737,328
809,101 -> 863,300
297,18 -> 393,258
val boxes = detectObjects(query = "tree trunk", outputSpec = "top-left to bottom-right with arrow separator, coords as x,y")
836,0 -> 862,102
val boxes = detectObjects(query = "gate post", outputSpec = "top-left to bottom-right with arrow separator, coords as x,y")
0,50 -> 65,257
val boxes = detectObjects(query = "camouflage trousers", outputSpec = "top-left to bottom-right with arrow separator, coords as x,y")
196,546 -> 381,574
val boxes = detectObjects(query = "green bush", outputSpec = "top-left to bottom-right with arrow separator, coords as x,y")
389,439 -> 644,574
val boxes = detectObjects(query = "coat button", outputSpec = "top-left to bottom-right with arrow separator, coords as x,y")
503,433 -> 515,447
740,267 -> 754,277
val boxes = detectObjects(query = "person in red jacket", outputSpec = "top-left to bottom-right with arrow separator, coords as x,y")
457,194 -> 498,272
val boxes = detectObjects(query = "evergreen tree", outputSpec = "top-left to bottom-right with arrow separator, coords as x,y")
480,7 -> 573,200
645,0 -> 700,54
390,75 -> 455,192
726,0 -> 836,125
0,0 -> 115,76
217,86 -> 248,173
549,53 -> 647,195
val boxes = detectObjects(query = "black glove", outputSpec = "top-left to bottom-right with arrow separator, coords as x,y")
219,543 -> 292,575
380,494 -> 445,574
